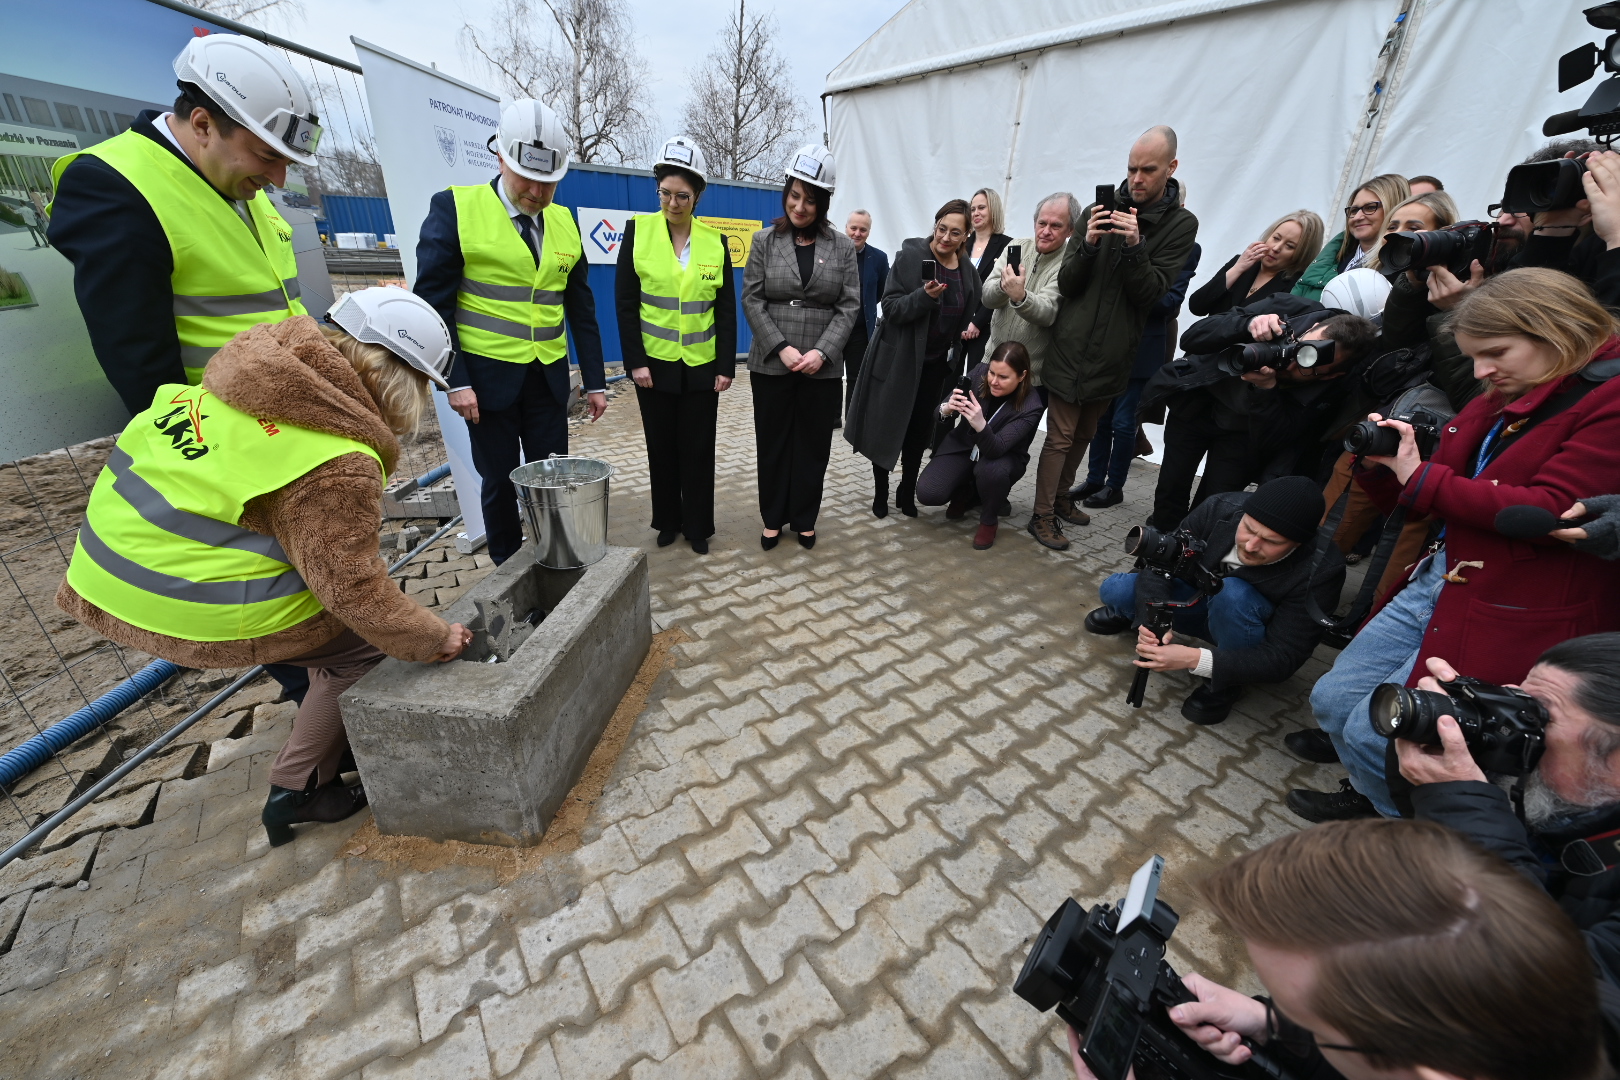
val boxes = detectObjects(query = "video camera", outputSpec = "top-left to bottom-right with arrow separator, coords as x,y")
1218,329 -> 1330,377
1501,4 -> 1620,213
1342,383 -> 1454,459
1370,675 -> 1549,776
1015,856 -> 1295,1080
1123,527 -> 1225,709
1380,221 -> 1497,280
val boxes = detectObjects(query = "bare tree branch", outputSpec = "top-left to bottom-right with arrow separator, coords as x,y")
187,0 -> 305,27
679,0 -> 809,183
461,0 -> 653,167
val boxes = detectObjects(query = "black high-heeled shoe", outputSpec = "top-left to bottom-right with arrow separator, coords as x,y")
657,529 -> 679,547
798,532 -> 817,550
761,531 -> 780,551
691,537 -> 709,555
262,781 -> 368,847
871,472 -> 889,518
896,479 -> 918,518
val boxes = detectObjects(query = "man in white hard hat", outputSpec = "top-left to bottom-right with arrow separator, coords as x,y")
55,289 -> 472,848
414,98 -> 607,565
48,34 -> 322,415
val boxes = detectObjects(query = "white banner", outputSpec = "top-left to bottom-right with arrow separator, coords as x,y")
352,37 -> 502,549
577,207 -> 629,264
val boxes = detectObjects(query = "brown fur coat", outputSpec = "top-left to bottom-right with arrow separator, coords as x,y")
57,317 -> 450,666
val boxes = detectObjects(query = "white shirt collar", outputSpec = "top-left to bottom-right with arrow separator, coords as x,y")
152,112 -> 195,165
495,179 -> 540,226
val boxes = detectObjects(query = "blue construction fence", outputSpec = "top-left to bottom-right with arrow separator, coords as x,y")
318,194 -> 396,240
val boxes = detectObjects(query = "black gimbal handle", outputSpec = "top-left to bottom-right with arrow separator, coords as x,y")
1126,596 -> 1203,709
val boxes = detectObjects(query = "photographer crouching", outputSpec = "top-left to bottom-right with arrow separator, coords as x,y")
1043,821 -> 1608,1080
1085,476 -> 1345,726
1393,633 -> 1620,982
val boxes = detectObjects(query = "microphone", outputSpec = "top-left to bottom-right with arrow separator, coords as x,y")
1495,504 -> 1596,539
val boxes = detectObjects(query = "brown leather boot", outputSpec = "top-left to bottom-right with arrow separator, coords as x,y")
1027,513 -> 1070,550
1054,494 -> 1090,527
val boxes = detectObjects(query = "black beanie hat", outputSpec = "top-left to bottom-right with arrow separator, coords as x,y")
1243,476 -> 1323,544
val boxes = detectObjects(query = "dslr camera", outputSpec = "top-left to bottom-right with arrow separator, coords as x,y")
1502,3 -> 1620,213
1371,675 -> 1549,775
1016,857 -> 1293,1080
1218,329 -> 1331,377
1379,221 -> 1497,280
1126,525 -> 1225,596
1343,383 -> 1454,459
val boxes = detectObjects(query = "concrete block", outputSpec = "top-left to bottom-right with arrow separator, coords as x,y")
342,545 -> 651,846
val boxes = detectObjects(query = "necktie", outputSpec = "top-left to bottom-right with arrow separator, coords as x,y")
514,214 -> 539,266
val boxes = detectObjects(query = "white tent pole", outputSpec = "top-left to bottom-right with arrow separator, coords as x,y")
1002,62 -> 1031,214
1333,0 -> 1429,213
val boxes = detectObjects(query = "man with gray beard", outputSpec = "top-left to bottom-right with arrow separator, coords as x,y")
1397,633 -> 1620,983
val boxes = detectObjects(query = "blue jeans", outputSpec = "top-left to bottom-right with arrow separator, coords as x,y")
1309,553 -> 1448,816
1099,573 -> 1274,654
1084,377 -> 1148,490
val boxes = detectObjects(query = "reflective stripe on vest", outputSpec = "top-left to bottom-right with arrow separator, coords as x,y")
450,186 -> 579,364
65,384 -> 383,642
631,213 -> 725,365
50,129 -> 307,385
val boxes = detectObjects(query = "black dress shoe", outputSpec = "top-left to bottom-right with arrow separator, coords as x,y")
1284,728 -> 1341,764
263,781 -> 368,847
1083,607 -> 1132,635
1286,780 -> 1380,823
798,532 -> 816,549
895,481 -> 918,517
1181,683 -> 1245,725
656,529 -> 679,547
691,537 -> 709,555
1067,479 -> 1105,502
761,532 -> 780,551
1083,486 -> 1124,509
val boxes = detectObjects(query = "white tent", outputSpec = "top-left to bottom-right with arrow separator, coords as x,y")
824,0 -> 1593,282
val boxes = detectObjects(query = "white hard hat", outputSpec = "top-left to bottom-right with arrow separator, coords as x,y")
654,136 -> 707,183
785,144 -> 836,194
492,99 -> 569,183
173,35 -> 321,166
1320,267 -> 1393,319
328,288 -> 453,390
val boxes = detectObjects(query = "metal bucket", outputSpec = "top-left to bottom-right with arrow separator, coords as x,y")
510,456 -> 617,568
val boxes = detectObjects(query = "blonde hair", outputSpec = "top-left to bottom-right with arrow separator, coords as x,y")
1366,191 -> 1460,271
318,321 -> 431,435
971,187 -> 1005,237
1444,267 -> 1620,395
1256,209 -> 1324,276
1338,173 -> 1411,263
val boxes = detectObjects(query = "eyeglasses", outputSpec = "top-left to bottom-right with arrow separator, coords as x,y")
1264,1000 -> 1381,1058
657,189 -> 693,204
1345,201 -> 1383,219
934,225 -> 965,239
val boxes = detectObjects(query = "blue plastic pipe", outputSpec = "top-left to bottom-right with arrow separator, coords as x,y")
391,462 -> 453,499
0,660 -> 179,790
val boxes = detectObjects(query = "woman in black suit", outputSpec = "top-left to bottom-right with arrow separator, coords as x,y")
960,186 -> 1011,366
1186,209 -> 1323,316
615,136 -> 736,555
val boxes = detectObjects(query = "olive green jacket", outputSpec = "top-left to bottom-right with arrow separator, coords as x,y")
1045,179 -> 1198,404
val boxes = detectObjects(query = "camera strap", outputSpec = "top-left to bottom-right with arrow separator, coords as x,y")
1477,358 -> 1620,473
1562,826 -> 1620,877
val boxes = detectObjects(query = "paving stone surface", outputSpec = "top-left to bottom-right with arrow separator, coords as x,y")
0,373 -> 1347,1077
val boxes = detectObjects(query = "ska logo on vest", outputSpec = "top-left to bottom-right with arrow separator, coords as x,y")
698,263 -> 719,284
556,248 -> 576,276
151,392 -> 212,461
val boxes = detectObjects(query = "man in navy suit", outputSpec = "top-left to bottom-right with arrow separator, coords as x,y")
842,210 -> 889,414
414,99 -> 607,564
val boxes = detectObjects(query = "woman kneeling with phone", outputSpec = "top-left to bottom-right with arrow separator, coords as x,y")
916,341 -> 1044,549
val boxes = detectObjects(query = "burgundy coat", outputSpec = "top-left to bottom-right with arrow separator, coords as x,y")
1356,340 -> 1620,686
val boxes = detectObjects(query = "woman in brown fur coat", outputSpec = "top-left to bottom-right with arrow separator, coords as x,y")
58,292 -> 473,846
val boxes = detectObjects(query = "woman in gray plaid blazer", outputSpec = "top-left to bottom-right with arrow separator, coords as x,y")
742,147 -> 860,549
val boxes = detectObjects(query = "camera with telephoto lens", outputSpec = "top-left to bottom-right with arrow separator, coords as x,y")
1343,383 -> 1454,459
1126,526 -> 1225,596
1380,221 -> 1497,280
1370,676 -> 1549,776
1016,857 -> 1295,1080
1220,329 -> 1331,377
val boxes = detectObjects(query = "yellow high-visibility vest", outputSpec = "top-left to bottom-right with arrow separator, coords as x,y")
632,213 -> 724,366
451,185 -> 580,364
50,128 -> 307,386
66,384 -> 382,642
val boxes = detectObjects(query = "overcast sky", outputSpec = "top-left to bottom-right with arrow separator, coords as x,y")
275,0 -> 904,151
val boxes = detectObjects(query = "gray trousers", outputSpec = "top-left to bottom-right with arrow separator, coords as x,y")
267,630 -> 385,790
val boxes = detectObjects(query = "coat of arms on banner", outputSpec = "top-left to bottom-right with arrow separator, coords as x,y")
434,126 -> 457,167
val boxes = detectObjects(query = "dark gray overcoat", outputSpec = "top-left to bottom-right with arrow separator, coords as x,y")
844,237 -> 981,471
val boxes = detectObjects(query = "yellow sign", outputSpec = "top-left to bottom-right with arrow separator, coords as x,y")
697,216 -> 763,268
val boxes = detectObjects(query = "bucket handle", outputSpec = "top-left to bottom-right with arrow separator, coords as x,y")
546,452 -> 618,493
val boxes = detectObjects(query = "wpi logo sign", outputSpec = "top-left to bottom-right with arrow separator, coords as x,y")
589,219 -> 623,257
